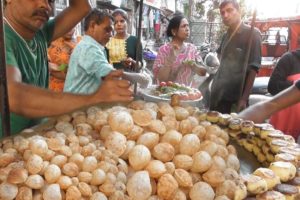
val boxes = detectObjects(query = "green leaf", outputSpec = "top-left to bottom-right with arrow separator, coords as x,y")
58,64 -> 67,71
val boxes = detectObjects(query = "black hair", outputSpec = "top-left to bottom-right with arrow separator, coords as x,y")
83,8 -> 114,32
219,0 -> 240,11
112,8 -> 128,22
166,15 -> 186,38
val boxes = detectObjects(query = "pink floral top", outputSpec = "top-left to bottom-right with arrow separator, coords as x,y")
152,42 -> 202,87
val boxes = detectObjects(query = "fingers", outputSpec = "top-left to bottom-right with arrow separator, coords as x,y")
95,78 -> 133,103
108,70 -> 124,78
116,86 -> 133,96
117,79 -> 132,88
124,58 -> 134,67
111,95 -> 134,102
126,57 -> 133,62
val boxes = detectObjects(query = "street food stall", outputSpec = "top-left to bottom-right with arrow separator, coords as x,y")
0,98 -> 299,199
0,2 -> 300,200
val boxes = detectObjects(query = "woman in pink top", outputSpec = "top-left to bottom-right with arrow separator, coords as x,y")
153,15 -> 206,87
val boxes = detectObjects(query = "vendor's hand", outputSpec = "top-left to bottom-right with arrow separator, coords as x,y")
121,57 -> 135,68
237,98 -> 248,112
96,70 -> 133,102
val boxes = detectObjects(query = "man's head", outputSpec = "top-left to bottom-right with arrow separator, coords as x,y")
84,9 -> 114,46
4,0 -> 53,34
219,0 -> 241,28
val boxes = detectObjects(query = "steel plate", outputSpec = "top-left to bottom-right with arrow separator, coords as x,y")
138,85 -> 204,107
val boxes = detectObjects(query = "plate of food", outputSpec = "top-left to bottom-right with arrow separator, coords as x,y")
139,81 -> 203,106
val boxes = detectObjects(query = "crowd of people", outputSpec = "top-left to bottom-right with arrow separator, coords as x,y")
1,0 -> 132,136
1,0 -> 300,141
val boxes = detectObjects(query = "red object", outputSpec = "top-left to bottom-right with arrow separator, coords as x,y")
159,82 -> 166,87
269,73 -> 300,139
179,93 -> 189,100
166,81 -> 173,86
254,16 -> 300,78
195,91 -> 202,99
255,15 -> 300,51
261,43 -> 288,57
257,67 -> 274,77
188,92 -> 196,100
154,23 -> 160,32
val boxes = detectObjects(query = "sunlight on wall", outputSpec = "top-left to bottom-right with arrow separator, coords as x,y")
246,0 -> 300,18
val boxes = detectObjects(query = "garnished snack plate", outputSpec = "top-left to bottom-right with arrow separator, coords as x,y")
139,84 -> 203,107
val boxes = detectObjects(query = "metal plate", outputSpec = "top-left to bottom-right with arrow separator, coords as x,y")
230,140 -> 261,175
138,85 -> 204,107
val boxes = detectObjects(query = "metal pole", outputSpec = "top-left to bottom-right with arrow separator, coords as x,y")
134,0 -> 143,94
0,0 -> 11,137
208,22 -> 212,43
135,0 -> 143,70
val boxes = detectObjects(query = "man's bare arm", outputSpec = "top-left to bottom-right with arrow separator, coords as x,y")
237,69 -> 257,111
238,84 -> 300,122
51,0 -> 91,41
7,67 -> 133,118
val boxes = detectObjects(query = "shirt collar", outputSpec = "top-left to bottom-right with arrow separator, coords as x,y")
83,35 -> 105,50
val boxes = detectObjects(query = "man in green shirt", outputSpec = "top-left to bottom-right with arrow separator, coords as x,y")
1,0 -> 133,137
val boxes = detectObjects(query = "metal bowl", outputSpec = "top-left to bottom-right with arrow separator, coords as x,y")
138,85 -> 203,107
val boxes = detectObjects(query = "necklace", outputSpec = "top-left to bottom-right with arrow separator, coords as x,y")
3,17 -> 37,52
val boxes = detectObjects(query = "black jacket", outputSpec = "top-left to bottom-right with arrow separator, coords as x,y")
268,49 -> 300,95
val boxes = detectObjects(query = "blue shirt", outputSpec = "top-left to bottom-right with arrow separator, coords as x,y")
64,35 -> 114,94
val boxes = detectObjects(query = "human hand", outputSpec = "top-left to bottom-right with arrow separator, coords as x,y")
95,70 -> 133,102
121,57 -> 135,68
182,59 -> 195,68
